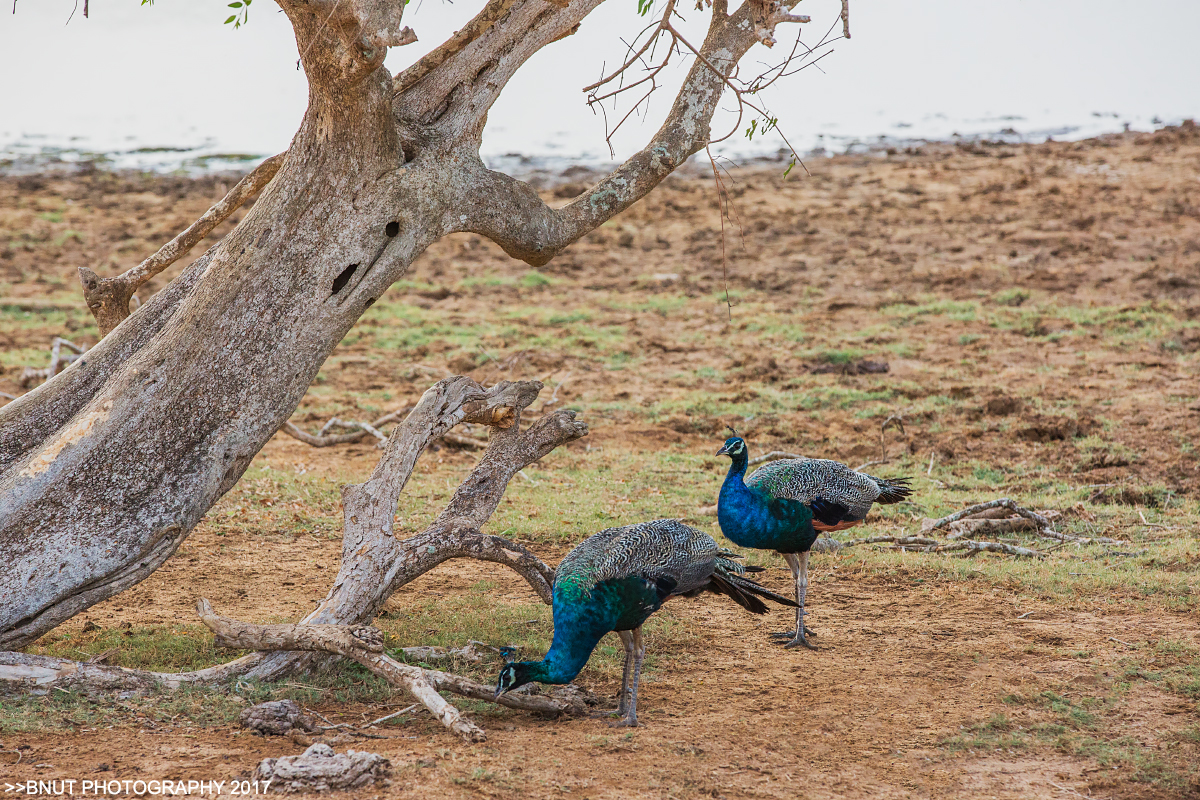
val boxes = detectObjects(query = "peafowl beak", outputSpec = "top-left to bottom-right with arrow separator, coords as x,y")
494,685 -> 505,700
715,443 -> 732,456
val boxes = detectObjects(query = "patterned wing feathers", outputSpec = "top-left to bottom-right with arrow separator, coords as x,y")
555,519 -> 718,597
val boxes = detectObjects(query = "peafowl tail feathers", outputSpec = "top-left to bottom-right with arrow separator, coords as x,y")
708,562 -> 800,614
872,476 -> 914,504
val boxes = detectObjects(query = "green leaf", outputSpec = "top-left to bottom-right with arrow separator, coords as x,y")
224,15 -> 237,23
228,2 -> 242,7
783,158 -> 796,178
637,0 -> 653,16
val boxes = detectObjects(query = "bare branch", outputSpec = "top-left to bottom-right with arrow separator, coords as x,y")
78,153 -> 284,336
395,0 -> 603,149
456,0 -> 769,265
748,450 -> 805,466
392,0 -> 521,94
19,338 -> 87,388
197,599 -> 584,742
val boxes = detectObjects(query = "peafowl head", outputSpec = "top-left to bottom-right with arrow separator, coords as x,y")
494,662 -> 536,698
715,435 -> 747,458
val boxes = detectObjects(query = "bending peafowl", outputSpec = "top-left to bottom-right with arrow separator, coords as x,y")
716,435 -> 913,651
493,519 -> 797,727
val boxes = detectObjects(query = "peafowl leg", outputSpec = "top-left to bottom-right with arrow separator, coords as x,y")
771,552 -> 817,649
610,627 -> 645,727
616,629 -> 636,715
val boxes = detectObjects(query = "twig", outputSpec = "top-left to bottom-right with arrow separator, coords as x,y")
840,535 -> 939,549
878,414 -> 905,461
927,451 -> 936,476
853,459 -> 888,472
305,708 -> 353,730
1108,636 -> 1136,648
20,337 -> 87,387
366,703 -> 420,728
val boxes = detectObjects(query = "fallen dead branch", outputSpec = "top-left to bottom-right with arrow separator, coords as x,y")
19,337 -> 87,387
279,405 -> 489,451
280,406 -> 414,448
938,540 -> 1045,558
920,497 -> 1125,545
197,598 -> 585,743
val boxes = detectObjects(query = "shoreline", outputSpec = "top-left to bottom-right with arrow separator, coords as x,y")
3,117 -> 1194,183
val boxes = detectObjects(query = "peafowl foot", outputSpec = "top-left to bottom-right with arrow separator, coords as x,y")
778,632 -> 818,650
608,714 -> 639,728
770,627 -> 817,639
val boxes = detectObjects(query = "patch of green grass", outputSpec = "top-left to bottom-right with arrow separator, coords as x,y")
30,624 -> 241,672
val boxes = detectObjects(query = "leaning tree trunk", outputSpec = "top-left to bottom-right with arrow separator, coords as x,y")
0,0 -> 807,648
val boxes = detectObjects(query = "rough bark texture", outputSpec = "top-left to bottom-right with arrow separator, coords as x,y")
254,743 -> 392,792
0,0 -> 802,648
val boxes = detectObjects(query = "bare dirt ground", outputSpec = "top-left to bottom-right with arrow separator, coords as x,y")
2,123 -> 1199,798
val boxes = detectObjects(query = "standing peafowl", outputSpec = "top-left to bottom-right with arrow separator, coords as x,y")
715,435 -> 913,650
493,519 -> 797,727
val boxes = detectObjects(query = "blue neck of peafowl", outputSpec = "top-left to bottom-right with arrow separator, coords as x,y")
509,589 -> 615,686
718,446 -> 817,552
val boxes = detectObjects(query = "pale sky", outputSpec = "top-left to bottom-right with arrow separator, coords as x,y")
1,0 -> 1198,168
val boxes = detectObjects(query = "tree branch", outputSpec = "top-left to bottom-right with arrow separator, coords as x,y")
394,0 -> 603,152
242,379 -> 585,682
78,153 -> 285,336
197,599 -> 584,743
453,0 -> 771,266
392,0 -> 521,94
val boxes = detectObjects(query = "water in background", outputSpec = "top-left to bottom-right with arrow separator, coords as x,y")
2,0 -> 1197,176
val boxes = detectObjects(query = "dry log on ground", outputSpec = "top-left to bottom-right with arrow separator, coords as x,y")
253,743 -> 391,793
944,517 -> 1038,539
920,497 -> 1124,544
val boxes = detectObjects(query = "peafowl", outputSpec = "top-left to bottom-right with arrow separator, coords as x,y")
715,435 -> 912,650
493,519 -> 797,727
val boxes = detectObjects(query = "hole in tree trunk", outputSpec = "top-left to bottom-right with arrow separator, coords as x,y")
385,221 -> 400,237
332,264 -> 358,296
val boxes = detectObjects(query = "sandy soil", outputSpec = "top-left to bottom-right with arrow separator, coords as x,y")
2,123 -> 1199,798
